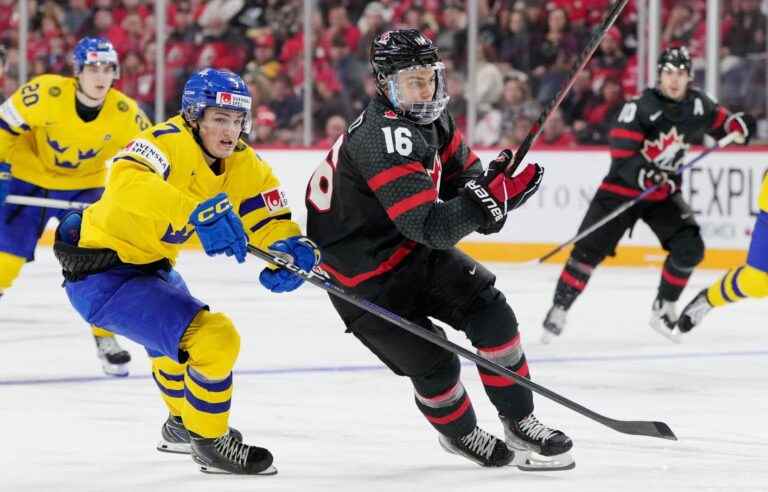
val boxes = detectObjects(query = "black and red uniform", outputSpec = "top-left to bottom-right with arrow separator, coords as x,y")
306,94 -> 534,439
552,86 -> 744,310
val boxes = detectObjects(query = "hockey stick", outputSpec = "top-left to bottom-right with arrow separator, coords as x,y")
526,131 -> 742,266
248,243 -> 677,441
506,0 -> 630,175
5,195 -> 90,210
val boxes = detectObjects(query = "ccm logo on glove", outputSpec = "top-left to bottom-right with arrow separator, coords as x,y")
195,196 -> 232,223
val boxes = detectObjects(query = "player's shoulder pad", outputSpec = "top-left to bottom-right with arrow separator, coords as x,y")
686,86 -> 719,112
106,87 -> 146,118
111,118 -> 184,178
633,88 -> 664,120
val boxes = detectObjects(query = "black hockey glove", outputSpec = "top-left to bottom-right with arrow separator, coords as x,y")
476,151 -> 510,234
464,149 -> 544,226
725,112 -> 753,145
637,166 -> 678,195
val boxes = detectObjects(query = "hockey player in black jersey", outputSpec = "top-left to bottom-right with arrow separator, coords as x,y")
306,29 -> 573,471
542,46 -> 751,343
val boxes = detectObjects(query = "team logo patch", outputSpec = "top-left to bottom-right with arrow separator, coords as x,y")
383,110 -> 398,120
117,101 -> 129,112
121,139 -> 170,178
48,86 -> 61,97
261,188 -> 288,212
215,91 -> 251,110
641,127 -> 690,172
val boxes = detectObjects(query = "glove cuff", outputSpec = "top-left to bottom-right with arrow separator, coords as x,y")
464,180 -> 506,225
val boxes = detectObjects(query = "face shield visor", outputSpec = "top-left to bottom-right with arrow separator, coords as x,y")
384,62 -> 449,125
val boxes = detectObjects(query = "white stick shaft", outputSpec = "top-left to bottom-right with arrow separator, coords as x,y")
5,195 -> 90,210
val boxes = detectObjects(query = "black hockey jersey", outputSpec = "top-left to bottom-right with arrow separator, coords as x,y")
306,96 -> 487,290
604,87 -> 733,200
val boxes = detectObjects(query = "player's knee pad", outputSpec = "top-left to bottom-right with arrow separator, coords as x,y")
738,265 -> 768,298
668,228 -> 705,268
463,286 -> 519,346
181,310 -> 241,378
412,351 -> 461,397
570,247 -> 603,269
0,252 -> 25,291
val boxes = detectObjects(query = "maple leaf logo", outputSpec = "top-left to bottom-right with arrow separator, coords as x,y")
641,127 -> 690,172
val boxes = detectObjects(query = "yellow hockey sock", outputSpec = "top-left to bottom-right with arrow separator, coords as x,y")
0,252 -> 25,291
707,265 -> 768,307
151,356 -> 186,417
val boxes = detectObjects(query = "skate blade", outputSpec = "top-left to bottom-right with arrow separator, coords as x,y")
516,450 -> 575,472
100,362 -> 129,377
650,321 -> 682,344
198,464 -> 278,476
156,440 -> 191,454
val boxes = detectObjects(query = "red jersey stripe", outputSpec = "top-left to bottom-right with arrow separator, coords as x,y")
386,188 -> 437,220
609,128 -> 644,142
424,396 -> 472,425
561,271 -> 586,291
610,148 -> 636,159
367,162 -> 424,191
478,362 -> 530,387
320,241 -> 417,287
662,268 -> 689,287
478,334 -> 521,355
711,107 -> 728,130
440,130 -> 462,163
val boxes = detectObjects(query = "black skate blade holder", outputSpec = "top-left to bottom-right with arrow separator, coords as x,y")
248,244 -> 677,442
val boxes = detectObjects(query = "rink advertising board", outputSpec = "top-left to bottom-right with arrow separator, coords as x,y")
38,148 -> 768,269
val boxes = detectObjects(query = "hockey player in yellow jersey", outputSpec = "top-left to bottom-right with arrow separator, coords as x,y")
678,174 -> 768,332
54,68 -> 320,475
0,37 -> 150,376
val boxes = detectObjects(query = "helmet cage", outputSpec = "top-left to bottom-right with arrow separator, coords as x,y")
384,62 -> 449,125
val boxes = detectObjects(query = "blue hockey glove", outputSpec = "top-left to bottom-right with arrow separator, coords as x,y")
190,193 -> 247,263
0,162 -> 11,207
259,236 -> 321,293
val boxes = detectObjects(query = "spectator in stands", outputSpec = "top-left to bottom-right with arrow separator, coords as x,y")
497,9 -> 532,72
580,78 -> 623,144
561,68 -> 598,134
249,105 -> 279,146
324,4 -> 361,53
65,0 -> 91,38
245,31 -> 281,80
500,113 -> 534,148
721,0 -> 767,112
436,2 -> 468,71
313,65 -> 350,140
538,108 -> 576,147
269,74 -> 302,129
590,26 -> 627,93
315,114 -> 346,147
446,71 -> 468,132
328,32 -> 367,104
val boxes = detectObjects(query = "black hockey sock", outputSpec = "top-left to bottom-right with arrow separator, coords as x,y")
414,382 -> 477,439
658,257 -> 693,302
477,353 -> 533,421
553,259 -> 594,309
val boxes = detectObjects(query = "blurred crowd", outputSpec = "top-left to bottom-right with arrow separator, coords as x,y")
0,0 -> 765,146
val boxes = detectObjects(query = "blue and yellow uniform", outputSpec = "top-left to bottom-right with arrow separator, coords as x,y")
0,73 -> 149,285
706,175 -> 768,305
64,114 -> 300,437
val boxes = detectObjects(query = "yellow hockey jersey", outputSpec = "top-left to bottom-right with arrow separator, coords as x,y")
760,172 -> 768,213
0,74 -> 150,190
80,114 -> 301,265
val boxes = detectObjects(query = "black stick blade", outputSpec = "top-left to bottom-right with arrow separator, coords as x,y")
609,419 -> 678,441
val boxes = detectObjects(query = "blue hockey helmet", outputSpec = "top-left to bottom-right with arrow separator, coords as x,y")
72,37 -> 119,77
181,68 -> 253,134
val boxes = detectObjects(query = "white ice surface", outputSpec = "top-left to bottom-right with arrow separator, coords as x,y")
1,248 -> 766,492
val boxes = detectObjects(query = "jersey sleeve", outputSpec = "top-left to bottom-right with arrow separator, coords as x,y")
237,151 -> 302,250
438,113 -> 483,199
108,137 -> 197,231
0,76 -> 48,162
608,96 -> 651,187
700,91 -> 733,141
350,118 -> 485,249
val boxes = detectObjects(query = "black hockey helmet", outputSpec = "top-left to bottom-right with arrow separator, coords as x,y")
370,29 -> 449,125
657,46 -> 691,75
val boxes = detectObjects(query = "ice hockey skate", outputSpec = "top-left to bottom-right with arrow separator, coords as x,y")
157,415 -> 243,455
191,432 -> 276,475
677,289 -> 713,333
500,413 -> 575,471
93,335 -> 131,376
438,426 -> 515,467
541,304 -> 567,344
650,297 -> 681,343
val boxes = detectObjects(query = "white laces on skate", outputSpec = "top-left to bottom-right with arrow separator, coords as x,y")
517,414 -> 556,442
460,427 -> 497,460
214,434 -> 250,467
